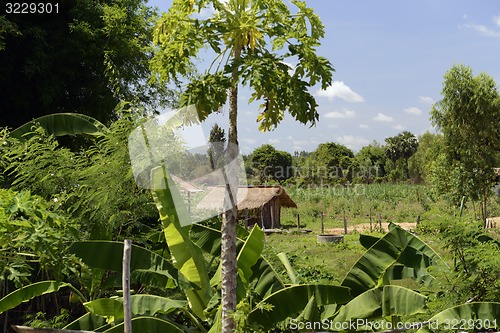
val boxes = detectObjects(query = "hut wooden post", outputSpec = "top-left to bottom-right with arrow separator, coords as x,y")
260,206 -> 265,231
270,201 -> 275,229
245,208 -> 249,229
297,213 -> 301,229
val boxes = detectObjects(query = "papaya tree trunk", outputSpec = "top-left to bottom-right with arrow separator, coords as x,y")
221,46 -> 241,333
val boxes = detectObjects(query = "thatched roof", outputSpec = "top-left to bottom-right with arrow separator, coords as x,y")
196,186 -> 297,211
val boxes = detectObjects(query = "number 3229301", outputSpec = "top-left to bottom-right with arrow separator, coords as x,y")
5,3 -> 59,14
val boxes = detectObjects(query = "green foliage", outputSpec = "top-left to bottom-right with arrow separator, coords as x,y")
0,0 -> 173,129
0,189 -> 79,287
408,132 -> 444,183
431,65 -> 500,219
208,123 -> 226,169
151,0 -> 334,131
247,144 -> 293,183
355,141 -> 387,181
4,112 -> 160,241
385,131 -> 419,180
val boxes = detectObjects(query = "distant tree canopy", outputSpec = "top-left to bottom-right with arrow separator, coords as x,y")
355,141 -> 387,180
0,0 -> 173,129
248,144 -> 293,183
208,124 -> 226,170
385,131 -> 418,180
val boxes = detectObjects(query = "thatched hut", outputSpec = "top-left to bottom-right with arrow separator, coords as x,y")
196,186 -> 297,229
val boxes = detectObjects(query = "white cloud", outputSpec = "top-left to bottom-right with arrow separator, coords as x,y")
241,138 -> 256,144
404,107 -> 423,115
419,96 -> 435,105
268,138 -> 280,144
359,124 -> 369,129
316,81 -> 364,103
328,124 -> 339,129
464,23 -> 500,38
494,13 -> 500,27
336,135 -> 370,146
394,124 -> 405,131
373,113 -> 394,122
324,109 -> 356,119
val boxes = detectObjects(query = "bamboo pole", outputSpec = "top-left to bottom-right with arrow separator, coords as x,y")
123,239 -> 132,333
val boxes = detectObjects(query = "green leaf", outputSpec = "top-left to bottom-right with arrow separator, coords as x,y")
102,316 -> 184,333
84,295 -> 188,320
0,281 -> 74,314
417,302 -> 500,333
64,313 -> 107,331
237,225 -> 265,284
150,166 -> 211,320
10,113 -> 107,140
277,252 -> 299,284
342,224 -> 442,296
69,241 -> 190,290
329,286 -> 426,322
248,284 -> 351,330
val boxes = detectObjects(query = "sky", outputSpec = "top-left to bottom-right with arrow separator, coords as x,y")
149,0 -> 500,154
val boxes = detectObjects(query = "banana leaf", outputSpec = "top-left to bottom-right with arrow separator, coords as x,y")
342,224 -> 441,296
327,285 -> 426,323
69,241 -> 191,290
417,302 -> 500,333
10,113 -> 107,140
0,281 -> 79,314
150,165 -> 211,320
248,284 -> 351,330
102,316 -> 185,333
84,295 -> 188,320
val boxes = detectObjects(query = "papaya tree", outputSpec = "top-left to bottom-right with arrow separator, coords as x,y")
151,0 -> 333,331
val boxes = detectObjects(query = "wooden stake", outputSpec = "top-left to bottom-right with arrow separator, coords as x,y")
378,212 -> 382,231
123,239 -> 132,333
369,208 -> 373,232
321,212 -> 324,234
343,210 -> 347,234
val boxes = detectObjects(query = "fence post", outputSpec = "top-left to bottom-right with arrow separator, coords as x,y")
369,208 -> 372,232
378,212 -> 382,231
343,210 -> 348,234
123,239 -> 132,333
321,212 -> 324,234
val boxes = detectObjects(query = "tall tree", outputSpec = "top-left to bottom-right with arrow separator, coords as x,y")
385,131 -> 418,180
249,144 -> 293,183
208,123 -> 226,169
151,0 -> 333,331
0,0 -> 172,129
430,65 -> 500,223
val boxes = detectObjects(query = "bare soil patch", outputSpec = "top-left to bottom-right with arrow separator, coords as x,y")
326,222 -> 417,234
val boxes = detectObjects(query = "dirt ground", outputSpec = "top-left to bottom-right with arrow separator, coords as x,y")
326,222 -> 417,234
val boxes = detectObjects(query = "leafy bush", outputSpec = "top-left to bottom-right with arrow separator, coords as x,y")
0,188 -> 79,287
